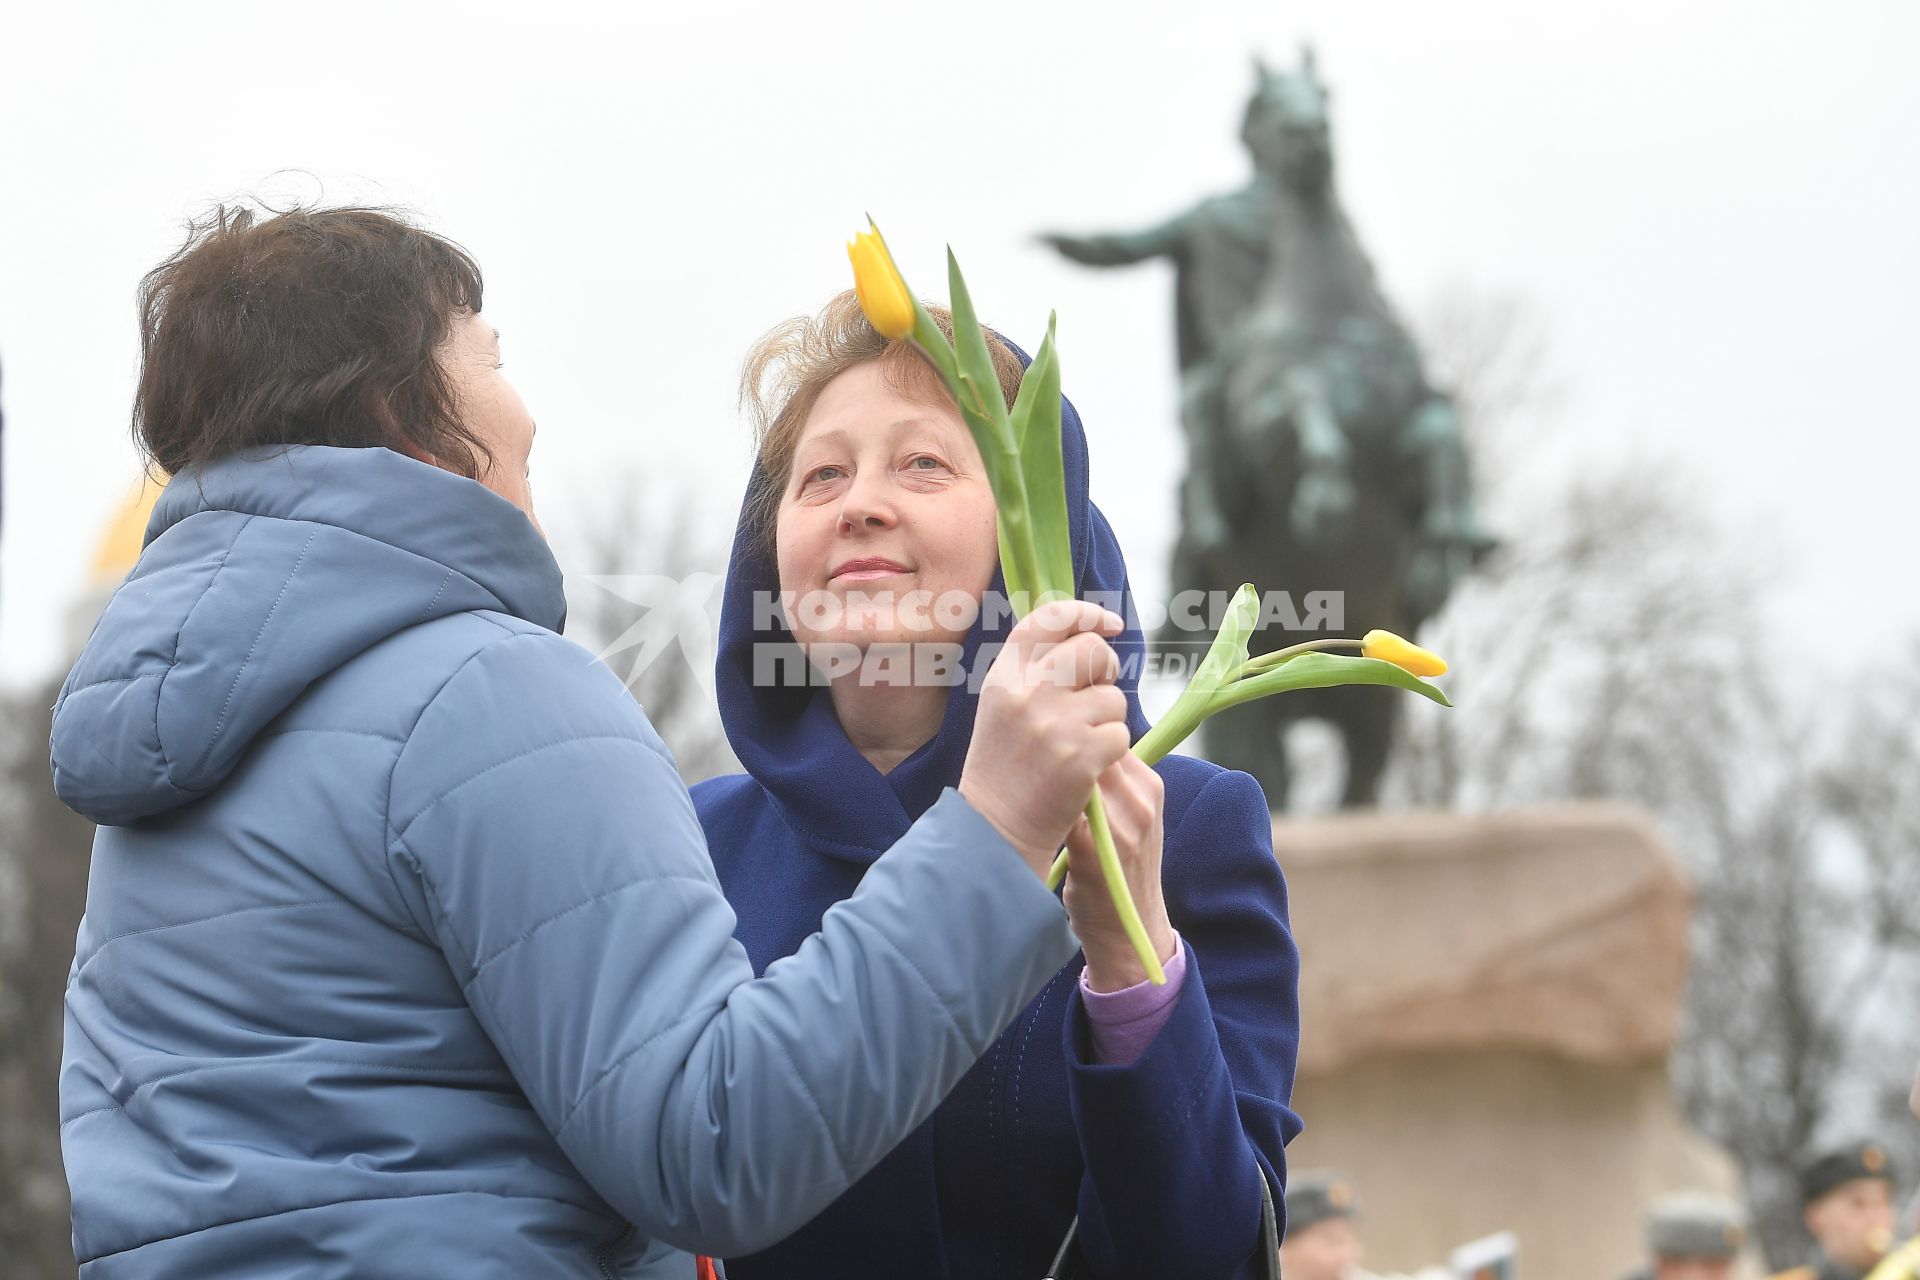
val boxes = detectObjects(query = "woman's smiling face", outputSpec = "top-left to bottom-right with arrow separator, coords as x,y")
775,360 -> 999,651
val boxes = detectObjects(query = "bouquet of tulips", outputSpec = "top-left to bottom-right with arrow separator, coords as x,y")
846,221 -> 1451,983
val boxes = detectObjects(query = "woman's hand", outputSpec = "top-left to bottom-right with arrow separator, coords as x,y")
1062,753 -> 1178,991
959,600 -> 1134,878
967,602 -> 1128,882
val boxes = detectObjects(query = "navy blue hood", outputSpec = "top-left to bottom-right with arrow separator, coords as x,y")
712,340 -> 1152,865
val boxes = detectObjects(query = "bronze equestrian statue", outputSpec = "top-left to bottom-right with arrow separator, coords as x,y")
1044,49 -> 1492,808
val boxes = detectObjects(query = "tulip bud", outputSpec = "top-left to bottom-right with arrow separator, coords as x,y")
847,224 -> 916,340
1361,629 -> 1448,677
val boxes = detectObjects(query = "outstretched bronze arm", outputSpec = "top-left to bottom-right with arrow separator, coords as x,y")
1038,214 -> 1190,268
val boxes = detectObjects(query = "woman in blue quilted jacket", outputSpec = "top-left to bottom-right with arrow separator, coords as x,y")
50,204 -> 1147,1278
690,291 -> 1304,1279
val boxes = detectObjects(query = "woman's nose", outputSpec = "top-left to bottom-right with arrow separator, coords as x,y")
837,473 -> 897,533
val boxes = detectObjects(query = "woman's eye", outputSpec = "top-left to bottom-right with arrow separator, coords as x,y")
907,455 -> 946,471
808,465 -> 844,484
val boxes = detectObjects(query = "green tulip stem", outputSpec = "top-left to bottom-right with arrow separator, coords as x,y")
1235,636 -> 1364,679
1044,727 -> 1180,892
893,240 -> 1450,980
896,258 -> 1163,986
1043,647 -> 1452,891
1081,787 -> 1166,986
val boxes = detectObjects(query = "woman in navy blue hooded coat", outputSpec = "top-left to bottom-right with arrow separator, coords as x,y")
692,293 -> 1304,1279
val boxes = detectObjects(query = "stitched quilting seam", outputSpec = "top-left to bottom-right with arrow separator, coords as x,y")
463,874 -> 714,983
154,515 -> 255,782
61,1056 -> 503,1127
395,735 -> 667,839
1013,971 -> 1063,1141
83,1188 -> 607,1263
379,615 -> 527,939
56,671 -> 165,699
71,900 -> 348,979
191,526 -> 321,775
554,1005 -> 712,1138
417,568 -> 456,621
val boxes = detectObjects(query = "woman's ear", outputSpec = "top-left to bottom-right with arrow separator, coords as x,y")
394,438 -> 440,467
368,393 -> 438,467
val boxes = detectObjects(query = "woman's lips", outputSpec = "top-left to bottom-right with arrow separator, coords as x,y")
830,558 -> 911,582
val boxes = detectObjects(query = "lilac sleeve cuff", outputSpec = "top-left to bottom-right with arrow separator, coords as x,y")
1079,935 -> 1187,1067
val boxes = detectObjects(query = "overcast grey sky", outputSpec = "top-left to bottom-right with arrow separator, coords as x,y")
4,0 -> 1916,688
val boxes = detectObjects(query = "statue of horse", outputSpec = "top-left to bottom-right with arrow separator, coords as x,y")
1047,49 -> 1493,808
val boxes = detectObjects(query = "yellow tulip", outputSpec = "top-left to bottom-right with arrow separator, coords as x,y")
1361,629 -> 1449,677
847,224 -> 916,340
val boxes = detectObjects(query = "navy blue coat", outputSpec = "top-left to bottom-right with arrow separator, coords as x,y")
692,356 -> 1303,1279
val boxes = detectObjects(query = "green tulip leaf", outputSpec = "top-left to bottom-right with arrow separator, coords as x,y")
1194,583 -> 1259,692
945,249 -> 1046,604
909,302 -> 959,387
1009,313 -> 1073,597
1222,651 -> 1452,712
946,248 -> 1015,450
1128,584 -> 1259,765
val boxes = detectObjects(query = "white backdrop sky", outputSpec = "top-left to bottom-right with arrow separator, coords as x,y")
4,1 -> 1916,688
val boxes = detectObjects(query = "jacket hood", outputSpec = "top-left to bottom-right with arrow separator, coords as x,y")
51,444 -> 564,825
712,339 -> 1152,865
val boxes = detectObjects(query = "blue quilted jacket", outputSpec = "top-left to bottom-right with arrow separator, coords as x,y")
50,444 -> 1079,1278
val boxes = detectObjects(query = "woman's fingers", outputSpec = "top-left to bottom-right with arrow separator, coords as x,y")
1069,684 -> 1129,728
1002,600 -> 1124,667
1033,629 -> 1122,689
1067,755 -> 1165,880
959,603 -> 1131,876
1107,753 -> 1163,827
1061,750 -> 1176,991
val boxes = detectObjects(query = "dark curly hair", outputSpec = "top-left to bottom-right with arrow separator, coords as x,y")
134,202 -> 490,478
